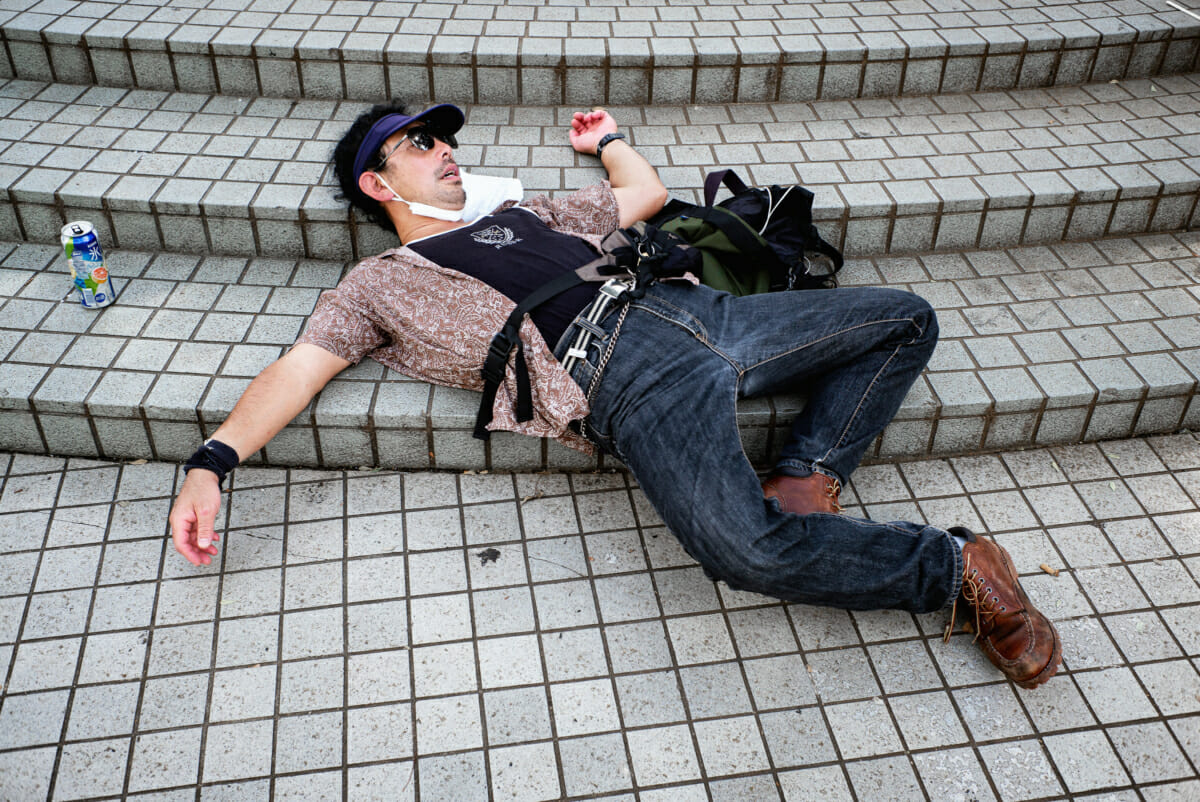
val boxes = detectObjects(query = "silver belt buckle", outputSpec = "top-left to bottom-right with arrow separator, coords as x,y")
597,278 -> 628,302
561,279 -> 629,375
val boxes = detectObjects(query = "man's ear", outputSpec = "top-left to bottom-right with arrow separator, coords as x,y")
358,172 -> 395,203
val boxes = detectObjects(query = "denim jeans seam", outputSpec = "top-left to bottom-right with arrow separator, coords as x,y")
945,531 -> 964,607
741,316 -> 921,374
751,315 -> 922,481
638,303 -> 740,370
772,458 -> 842,483
634,296 -> 710,341
634,304 -> 712,350
809,463 -> 840,482
817,340 -> 905,467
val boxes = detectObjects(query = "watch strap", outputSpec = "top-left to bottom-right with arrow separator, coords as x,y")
595,132 -> 627,157
184,438 -> 240,486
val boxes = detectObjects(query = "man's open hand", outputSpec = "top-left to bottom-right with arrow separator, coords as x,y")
569,109 -> 618,155
169,469 -> 223,566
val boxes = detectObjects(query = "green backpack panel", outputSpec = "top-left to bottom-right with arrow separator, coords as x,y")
648,169 -> 844,296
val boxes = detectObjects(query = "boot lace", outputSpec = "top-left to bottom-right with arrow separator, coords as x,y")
943,552 -> 1008,643
826,477 -> 844,513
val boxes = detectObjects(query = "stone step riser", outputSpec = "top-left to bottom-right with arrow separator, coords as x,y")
3,393 -> 1197,473
2,232 -> 1198,471
3,20 -> 1199,105
6,172 -> 1198,264
3,69 -> 1198,262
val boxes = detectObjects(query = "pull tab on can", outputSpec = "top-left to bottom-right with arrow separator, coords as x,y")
60,221 -> 117,309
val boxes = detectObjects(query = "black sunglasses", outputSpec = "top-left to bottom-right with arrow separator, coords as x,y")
377,126 -> 459,167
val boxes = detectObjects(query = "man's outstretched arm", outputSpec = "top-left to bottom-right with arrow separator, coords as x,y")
569,109 -> 668,226
168,343 -> 350,566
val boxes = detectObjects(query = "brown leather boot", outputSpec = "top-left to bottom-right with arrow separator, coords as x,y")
944,527 -> 1062,689
761,472 -> 843,515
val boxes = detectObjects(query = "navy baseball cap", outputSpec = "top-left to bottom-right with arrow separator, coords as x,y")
351,103 -> 465,189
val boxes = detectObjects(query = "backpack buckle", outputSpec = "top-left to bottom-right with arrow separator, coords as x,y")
481,332 -> 513,385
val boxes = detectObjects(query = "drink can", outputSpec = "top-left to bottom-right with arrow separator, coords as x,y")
60,221 -> 117,309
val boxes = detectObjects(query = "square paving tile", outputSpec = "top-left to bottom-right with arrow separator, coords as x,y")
1,430 -> 1198,797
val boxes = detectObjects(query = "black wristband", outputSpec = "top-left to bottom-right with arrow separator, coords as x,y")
595,132 -> 626,158
184,439 -> 240,486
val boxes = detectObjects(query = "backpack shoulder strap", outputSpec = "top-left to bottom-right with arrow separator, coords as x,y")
474,254 -> 618,440
703,170 -> 749,207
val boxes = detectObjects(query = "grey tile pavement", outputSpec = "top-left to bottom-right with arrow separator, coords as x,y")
1,432 -> 1198,799
2,0 -> 1198,104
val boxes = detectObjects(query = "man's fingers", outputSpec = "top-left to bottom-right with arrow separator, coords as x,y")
168,507 -> 197,553
172,529 -> 218,566
570,110 -> 607,131
168,480 -> 222,566
170,521 -> 206,566
196,514 -> 216,549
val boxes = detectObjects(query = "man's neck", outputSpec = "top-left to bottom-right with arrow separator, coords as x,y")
393,211 -> 469,246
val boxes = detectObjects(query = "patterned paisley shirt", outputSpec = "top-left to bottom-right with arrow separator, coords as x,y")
295,182 -> 621,453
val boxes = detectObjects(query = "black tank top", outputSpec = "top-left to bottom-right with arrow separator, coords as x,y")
408,207 -> 601,347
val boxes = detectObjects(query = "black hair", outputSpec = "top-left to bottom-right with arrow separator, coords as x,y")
332,100 -> 409,234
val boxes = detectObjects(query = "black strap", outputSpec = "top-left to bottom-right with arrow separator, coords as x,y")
474,268 -> 590,439
780,185 -> 844,274
473,224 -> 694,441
184,439 -> 240,486
807,235 -> 845,272
473,254 -> 625,440
703,169 -> 749,208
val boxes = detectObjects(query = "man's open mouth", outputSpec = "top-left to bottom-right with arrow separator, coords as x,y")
441,164 -> 460,181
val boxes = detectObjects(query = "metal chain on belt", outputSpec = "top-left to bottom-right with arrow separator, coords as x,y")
579,302 -> 631,442
588,303 -> 629,407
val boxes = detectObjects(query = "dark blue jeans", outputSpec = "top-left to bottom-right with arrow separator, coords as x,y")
558,281 -> 961,613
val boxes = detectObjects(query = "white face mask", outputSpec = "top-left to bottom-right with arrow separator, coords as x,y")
374,171 -> 523,224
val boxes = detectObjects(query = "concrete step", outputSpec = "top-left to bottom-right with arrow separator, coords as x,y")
1,232 -> 1197,471
3,1 -> 1199,105
3,74 -> 1200,263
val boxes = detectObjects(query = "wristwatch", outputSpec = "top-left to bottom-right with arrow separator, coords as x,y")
595,132 -> 627,157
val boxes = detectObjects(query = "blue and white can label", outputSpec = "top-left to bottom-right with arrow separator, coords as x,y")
61,221 -> 117,309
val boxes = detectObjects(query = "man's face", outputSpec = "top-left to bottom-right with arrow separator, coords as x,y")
374,123 -> 465,210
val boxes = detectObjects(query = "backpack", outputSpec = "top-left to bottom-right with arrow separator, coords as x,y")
648,169 -> 844,295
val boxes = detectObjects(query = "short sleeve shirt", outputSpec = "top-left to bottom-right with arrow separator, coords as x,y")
294,182 -> 622,452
